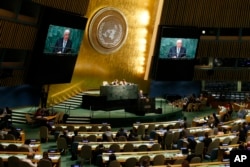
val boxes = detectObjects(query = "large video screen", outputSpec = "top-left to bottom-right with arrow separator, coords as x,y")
43,25 -> 84,55
159,37 -> 199,59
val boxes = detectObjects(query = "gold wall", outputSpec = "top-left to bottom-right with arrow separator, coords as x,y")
47,0 -> 161,105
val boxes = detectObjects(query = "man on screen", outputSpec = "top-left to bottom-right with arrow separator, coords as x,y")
53,29 -> 72,54
168,39 -> 186,58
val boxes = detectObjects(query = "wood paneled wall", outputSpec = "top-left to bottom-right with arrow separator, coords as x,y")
161,0 -> 250,28
0,20 -> 37,49
194,69 -> 250,81
32,0 -> 89,16
196,40 -> 250,58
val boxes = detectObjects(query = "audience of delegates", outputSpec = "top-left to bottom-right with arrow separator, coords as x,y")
102,128 -> 113,141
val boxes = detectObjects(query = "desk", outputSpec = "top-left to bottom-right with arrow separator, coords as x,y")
51,124 -> 111,131
154,161 -> 229,167
76,132 -> 129,140
218,144 -> 239,161
100,85 -> 138,101
0,152 -> 61,167
102,150 -> 186,163
0,141 -> 41,152
219,119 -> 246,132
133,121 -> 180,130
77,140 -> 158,151
156,126 -> 212,137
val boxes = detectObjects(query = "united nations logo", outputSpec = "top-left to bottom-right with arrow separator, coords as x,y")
88,7 -> 128,54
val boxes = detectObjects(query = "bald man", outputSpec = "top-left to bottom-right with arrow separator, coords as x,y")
168,39 -> 186,58
53,29 -> 72,54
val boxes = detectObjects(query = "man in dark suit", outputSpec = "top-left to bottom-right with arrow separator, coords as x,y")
53,29 -> 72,54
168,39 -> 186,58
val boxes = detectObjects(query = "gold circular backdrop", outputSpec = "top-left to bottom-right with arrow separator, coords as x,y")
88,7 -> 128,54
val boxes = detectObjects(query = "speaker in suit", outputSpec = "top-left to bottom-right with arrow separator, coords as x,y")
168,46 -> 186,58
53,38 -> 72,54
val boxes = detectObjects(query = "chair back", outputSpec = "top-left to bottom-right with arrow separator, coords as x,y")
174,122 -> 181,129
137,125 -> 145,136
207,138 -> 220,154
124,157 -> 137,167
25,114 -> 33,123
139,155 -> 150,166
40,126 -> 48,140
153,154 -> 165,165
164,133 -> 174,149
123,143 -> 134,152
8,156 -> 20,167
117,136 -> 127,141
87,135 -> 97,142
194,142 -> 204,156
54,126 -> 64,132
91,125 -> 99,132
6,144 -> 18,151
173,131 -> 180,144
174,159 -> 184,164
151,143 -> 161,151
137,144 -> 148,151
190,156 -> 201,163
210,148 -> 219,161
38,159 -> 52,167
0,144 -> 4,151
5,134 -> 15,140
67,125 -> 75,132
19,161 -> 32,167
57,137 -> 68,150
78,126 -> 87,132
74,135 -> 83,142
222,137 -> 231,145
147,124 -> 155,133
108,160 -> 121,167
230,136 -> 239,145
0,157 -> 4,167
18,146 -> 30,152
109,143 -> 120,152
100,126 -> 108,132
80,145 -> 92,159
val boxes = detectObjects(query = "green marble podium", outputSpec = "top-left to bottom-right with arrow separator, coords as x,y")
100,84 -> 139,101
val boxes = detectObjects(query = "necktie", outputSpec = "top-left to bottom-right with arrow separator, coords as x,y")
177,48 -> 180,57
62,41 -> 67,52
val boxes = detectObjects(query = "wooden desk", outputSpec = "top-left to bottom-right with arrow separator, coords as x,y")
133,121 -> 180,129
77,140 -> 158,151
218,144 -> 239,161
156,126 -> 212,137
74,131 -> 130,140
102,150 -> 186,163
0,129 -> 25,142
154,161 -> 229,167
0,152 -> 61,167
0,141 -> 41,152
52,124 -> 111,131
219,119 -> 246,132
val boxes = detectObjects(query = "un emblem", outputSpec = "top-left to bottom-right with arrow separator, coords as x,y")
88,7 -> 128,54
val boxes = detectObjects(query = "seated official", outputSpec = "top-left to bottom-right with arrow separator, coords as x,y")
21,139 -> 34,152
38,151 -> 52,165
102,128 -> 113,141
202,132 -> 212,149
116,128 -> 128,139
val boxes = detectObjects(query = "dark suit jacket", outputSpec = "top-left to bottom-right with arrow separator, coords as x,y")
168,46 -> 186,58
53,38 -> 72,53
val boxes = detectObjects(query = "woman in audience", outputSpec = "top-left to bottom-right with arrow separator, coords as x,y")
128,129 -> 138,141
